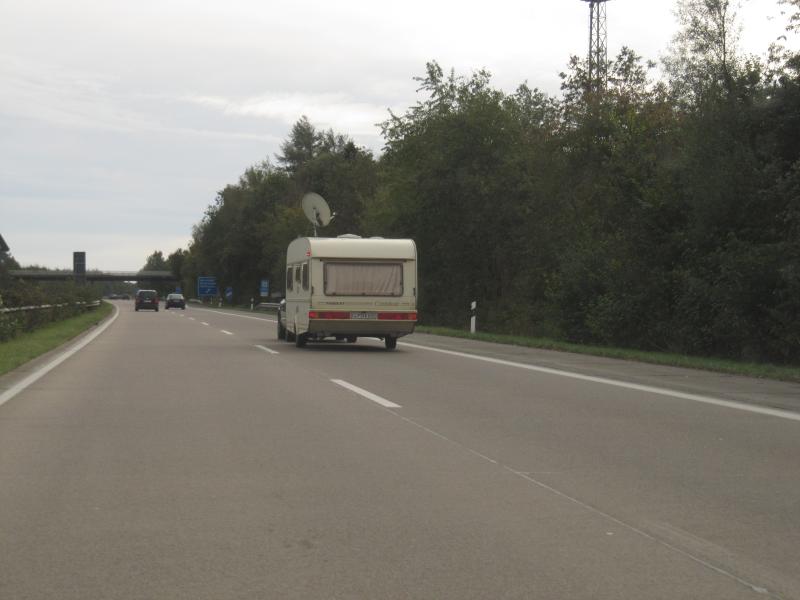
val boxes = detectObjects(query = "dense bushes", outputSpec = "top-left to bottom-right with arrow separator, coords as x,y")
0,279 -> 99,342
159,0 -> 800,364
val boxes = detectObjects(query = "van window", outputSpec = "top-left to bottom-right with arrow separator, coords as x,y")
286,267 -> 293,291
323,262 -> 403,296
301,263 -> 309,290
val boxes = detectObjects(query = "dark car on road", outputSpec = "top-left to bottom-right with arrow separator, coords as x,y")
135,290 -> 159,311
165,293 -> 186,310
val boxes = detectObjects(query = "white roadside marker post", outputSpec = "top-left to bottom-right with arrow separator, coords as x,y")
470,300 -> 477,334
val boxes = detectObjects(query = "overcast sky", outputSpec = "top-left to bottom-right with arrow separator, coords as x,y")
1,0 -> 794,271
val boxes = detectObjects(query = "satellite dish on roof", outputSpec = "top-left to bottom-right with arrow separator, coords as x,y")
302,193 -> 333,236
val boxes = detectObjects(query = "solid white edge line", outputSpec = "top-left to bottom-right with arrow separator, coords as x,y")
190,306 -> 277,323
398,342 -> 800,423
220,330 -> 234,335
255,344 -> 279,355
0,304 -> 120,408
331,379 -> 401,408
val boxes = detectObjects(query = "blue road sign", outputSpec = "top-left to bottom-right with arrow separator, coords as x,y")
175,286 -> 182,294
225,286 -> 234,300
197,276 -> 218,297
259,279 -> 269,298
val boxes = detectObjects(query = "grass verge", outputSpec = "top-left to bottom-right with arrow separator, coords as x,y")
180,305 -> 800,382
0,301 -> 114,377
415,325 -> 800,383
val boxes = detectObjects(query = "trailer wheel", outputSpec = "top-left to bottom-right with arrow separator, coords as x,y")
295,332 -> 307,348
384,336 -> 397,350
286,327 -> 296,342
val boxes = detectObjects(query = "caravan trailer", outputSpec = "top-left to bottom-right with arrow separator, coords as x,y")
279,235 -> 417,349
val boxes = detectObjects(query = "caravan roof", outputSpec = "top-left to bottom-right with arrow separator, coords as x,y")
287,237 -> 417,262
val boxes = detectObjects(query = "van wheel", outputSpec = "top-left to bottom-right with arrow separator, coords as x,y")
384,336 -> 397,350
295,332 -> 307,348
346,335 -> 357,343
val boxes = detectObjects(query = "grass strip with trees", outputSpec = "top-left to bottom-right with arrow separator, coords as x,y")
415,326 -> 800,383
105,0 -> 800,374
0,301 -> 113,377
187,304 -> 800,382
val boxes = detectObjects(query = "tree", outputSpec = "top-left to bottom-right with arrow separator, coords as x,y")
663,0 -> 743,102
166,39 -> 800,363
142,250 -> 168,271
379,62 -> 561,330
276,116 -> 319,173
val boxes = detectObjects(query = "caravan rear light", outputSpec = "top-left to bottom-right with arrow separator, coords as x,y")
377,312 -> 417,321
309,311 -> 350,320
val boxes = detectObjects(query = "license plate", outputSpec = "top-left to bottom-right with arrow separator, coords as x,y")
350,312 -> 377,320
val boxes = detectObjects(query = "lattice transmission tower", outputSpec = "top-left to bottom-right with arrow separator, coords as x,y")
581,0 -> 609,91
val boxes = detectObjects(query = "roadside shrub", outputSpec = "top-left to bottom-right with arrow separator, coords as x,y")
0,281 -> 99,342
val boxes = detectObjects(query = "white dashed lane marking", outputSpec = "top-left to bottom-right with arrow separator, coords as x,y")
331,379 -> 401,409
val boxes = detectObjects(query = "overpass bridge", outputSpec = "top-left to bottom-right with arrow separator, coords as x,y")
9,270 -> 176,283
7,251 -> 176,284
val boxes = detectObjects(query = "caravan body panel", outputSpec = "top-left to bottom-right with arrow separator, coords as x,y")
285,237 -> 417,340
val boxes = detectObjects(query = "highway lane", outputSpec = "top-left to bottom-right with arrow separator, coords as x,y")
182,306 -> 800,596
0,302 -> 798,599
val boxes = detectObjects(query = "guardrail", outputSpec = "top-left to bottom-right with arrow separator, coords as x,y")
0,300 -> 101,314
255,302 -> 281,311
185,298 -> 281,311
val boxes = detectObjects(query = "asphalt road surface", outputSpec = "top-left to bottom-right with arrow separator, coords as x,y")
1,302 -> 799,599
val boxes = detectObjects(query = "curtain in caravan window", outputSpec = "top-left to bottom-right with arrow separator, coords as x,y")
324,262 -> 403,296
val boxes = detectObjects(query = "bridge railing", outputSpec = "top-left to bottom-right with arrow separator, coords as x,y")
8,270 -> 175,282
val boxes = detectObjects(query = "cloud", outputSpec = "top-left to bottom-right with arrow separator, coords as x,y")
3,0 -> 796,272
0,54 -> 280,142
0,53 -> 145,133
183,91 -> 389,137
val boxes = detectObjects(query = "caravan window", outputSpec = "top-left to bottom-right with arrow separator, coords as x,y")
286,267 -> 293,291
323,262 -> 403,297
301,263 -> 309,290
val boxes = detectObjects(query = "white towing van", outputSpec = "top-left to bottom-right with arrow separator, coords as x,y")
279,235 -> 417,349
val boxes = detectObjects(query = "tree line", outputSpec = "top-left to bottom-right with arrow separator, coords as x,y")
150,0 -> 800,364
